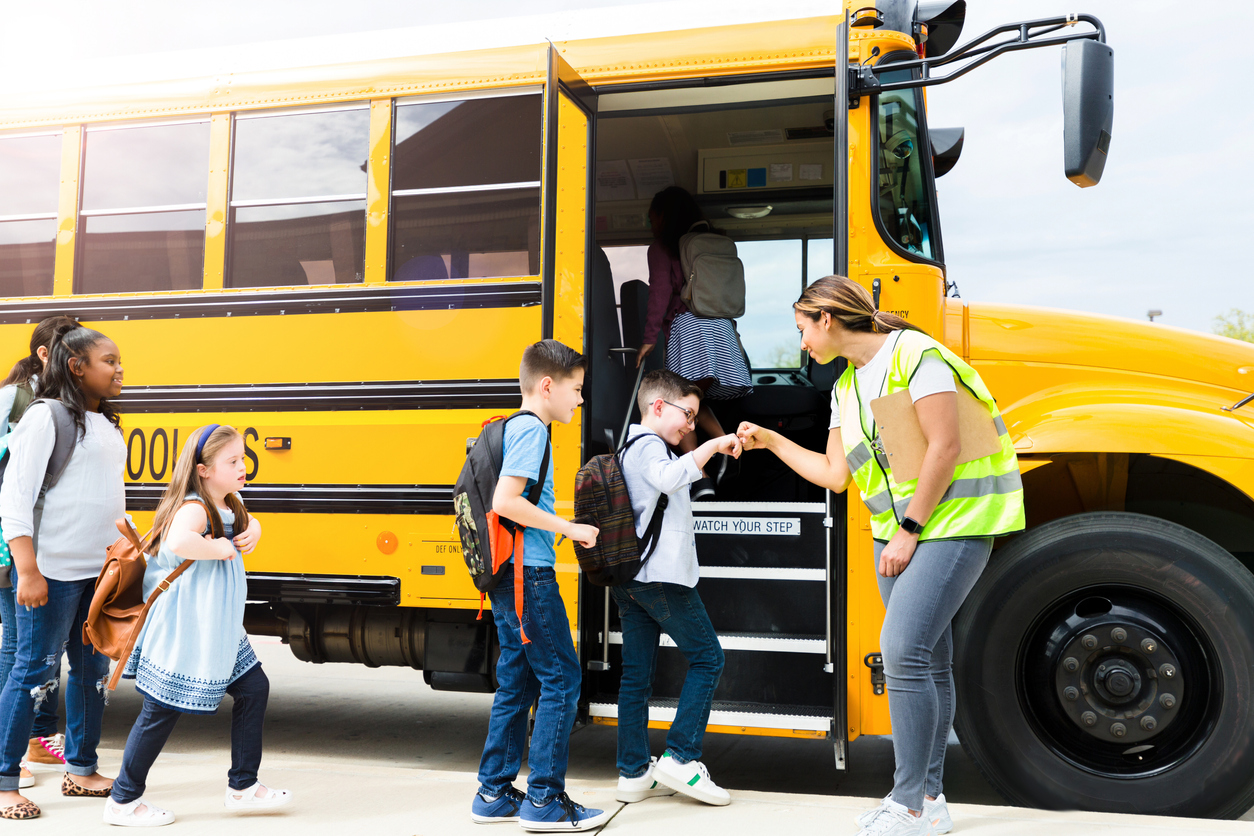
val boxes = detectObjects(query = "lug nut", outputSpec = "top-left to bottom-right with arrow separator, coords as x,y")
1141,638 -> 1156,653
1160,663 -> 1176,679
1141,716 -> 1157,731
1064,686 -> 1079,701
1082,634 -> 1098,650
1081,711 -> 1097,727
1064,657 -> 1079,672
1111,722 -> 1127,737
1098,664 -> 1107,673
1160,693 -> 1176,709
1111,627 -> 1127,643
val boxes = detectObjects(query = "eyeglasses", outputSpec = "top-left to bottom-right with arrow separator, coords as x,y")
661,400 -> 696,426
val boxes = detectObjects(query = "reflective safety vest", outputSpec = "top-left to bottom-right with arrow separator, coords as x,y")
835,329 -> 1025,542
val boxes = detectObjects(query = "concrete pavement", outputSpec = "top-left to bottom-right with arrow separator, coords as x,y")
8,638 -> 1251,834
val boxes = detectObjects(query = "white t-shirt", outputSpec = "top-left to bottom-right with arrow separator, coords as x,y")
829,332 -> 956,429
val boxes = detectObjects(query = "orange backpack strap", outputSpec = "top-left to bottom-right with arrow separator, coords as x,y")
515,535 -> 528,644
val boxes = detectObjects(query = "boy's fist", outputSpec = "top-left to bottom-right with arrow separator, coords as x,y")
568,522 -> 599,549
714,433 -> 743,458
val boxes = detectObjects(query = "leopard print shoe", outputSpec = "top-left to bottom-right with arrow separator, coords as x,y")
0,800 -> 40,819
61,772 -> 112,798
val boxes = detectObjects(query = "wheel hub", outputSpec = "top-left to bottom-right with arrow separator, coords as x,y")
1053,621 -> 1183,744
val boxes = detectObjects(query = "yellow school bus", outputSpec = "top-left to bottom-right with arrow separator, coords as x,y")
2,0 -> 1253,819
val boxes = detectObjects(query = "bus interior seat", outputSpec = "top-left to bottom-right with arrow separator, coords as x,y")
586,247 -> 632,453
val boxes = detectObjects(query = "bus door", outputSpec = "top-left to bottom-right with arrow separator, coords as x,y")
580,74 -> 847,764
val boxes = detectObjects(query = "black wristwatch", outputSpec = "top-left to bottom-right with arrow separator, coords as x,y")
900,516 -> 924,535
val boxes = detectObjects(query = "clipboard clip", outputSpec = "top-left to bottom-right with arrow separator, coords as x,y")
870,436 -> 886,455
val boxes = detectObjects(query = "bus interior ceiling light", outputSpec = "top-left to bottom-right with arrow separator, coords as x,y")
727,205 -> 773,219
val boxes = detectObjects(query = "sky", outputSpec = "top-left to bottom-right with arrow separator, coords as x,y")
0,0 -> 1249,334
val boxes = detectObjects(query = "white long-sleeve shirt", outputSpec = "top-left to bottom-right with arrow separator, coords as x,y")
0,403 -> 126,581
619,424 -> 703,587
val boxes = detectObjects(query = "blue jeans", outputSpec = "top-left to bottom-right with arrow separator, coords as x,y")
477,566 -> 581,805
873,537 -> 992,812
0,583 -> 61,739
610,580 -> 724,778
112,664 -> 269,803
0,571 -> 109,790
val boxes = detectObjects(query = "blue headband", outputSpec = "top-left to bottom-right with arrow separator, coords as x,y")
195,424 -> 222,464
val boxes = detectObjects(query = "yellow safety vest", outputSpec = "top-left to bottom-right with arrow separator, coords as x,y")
835,329 -> 1025,542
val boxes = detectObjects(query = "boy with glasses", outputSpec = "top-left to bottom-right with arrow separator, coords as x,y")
612,370 -> 741,806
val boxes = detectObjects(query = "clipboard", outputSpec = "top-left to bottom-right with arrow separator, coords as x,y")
869,386 -> 1003,484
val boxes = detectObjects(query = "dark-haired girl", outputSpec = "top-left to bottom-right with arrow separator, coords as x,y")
104,425 -> 286,827
637,187 -> 752,492
0,327 -> 126,820
0,315 -> 81,788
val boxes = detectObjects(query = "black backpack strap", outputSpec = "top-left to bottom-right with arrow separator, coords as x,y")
617,432 -> 670,564
493,412 -> 550,534
528,440 -> 550,507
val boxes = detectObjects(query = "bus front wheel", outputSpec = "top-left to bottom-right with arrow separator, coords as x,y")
953,512 -> 1254,819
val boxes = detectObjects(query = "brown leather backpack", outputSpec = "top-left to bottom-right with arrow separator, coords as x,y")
84,504 -> 200,690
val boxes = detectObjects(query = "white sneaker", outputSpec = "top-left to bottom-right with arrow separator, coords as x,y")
926,794 -> 952,834
616,758 -> 678,803
224,782 -> 292,810
651,750 -> 730,806
858,794 -> 949,833
103,797 -> 176,827
18,764 -> 33,789
856,798 -> 936,836
856,795 -> 892,827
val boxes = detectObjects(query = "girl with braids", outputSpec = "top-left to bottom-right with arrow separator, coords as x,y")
0,327 -> 126,820
0,315 -> 81,788
104,425 -> 287,827
738,276 -> 1023,836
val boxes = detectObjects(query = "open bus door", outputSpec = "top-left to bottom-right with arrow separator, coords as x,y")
576,58 -> 850,765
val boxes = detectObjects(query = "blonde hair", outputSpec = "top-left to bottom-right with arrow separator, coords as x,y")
144,425 -> 251,555
794,275 -> 919,335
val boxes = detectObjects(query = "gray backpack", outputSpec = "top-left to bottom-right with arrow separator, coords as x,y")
0,398 -> 77,503
679,221 -> 746,319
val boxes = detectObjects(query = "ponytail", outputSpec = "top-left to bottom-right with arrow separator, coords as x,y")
794,275 -> 920,335
1,315 -> 81,388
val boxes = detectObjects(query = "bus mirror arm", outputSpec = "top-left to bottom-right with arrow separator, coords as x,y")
850,12 -> 1106,102
849,13 -> 1111,187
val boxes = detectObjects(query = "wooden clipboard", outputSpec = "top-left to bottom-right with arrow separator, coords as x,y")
869,386 -> 1003,484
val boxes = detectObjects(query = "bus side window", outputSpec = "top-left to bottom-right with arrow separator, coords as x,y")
0,133 -> 60,297
390,93 -> 542,281
227,106 -> 371,289
78,121 -> 211,295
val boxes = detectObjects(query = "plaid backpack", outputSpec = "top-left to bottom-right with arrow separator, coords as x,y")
452,411 -> 549,642
572,433 -> 668,587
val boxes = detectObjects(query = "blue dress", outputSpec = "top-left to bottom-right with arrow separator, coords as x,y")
122,495 -> 258,714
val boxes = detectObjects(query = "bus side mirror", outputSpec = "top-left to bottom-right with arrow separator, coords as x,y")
1062,38 -> 1114,187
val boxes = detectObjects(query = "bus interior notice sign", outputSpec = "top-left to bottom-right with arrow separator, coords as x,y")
693,516 -> 801,536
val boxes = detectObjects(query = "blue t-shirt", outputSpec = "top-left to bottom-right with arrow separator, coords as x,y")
499,415 -> 556,567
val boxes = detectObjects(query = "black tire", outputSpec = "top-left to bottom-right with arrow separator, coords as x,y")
953,512 -> 1254,819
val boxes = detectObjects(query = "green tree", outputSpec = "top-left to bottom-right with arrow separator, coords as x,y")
763,338 -> 805,369
1213,309 -> 1254,343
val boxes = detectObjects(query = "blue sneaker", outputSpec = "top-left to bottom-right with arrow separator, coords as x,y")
471,786 -> 526,824
519,792 -> 612,832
